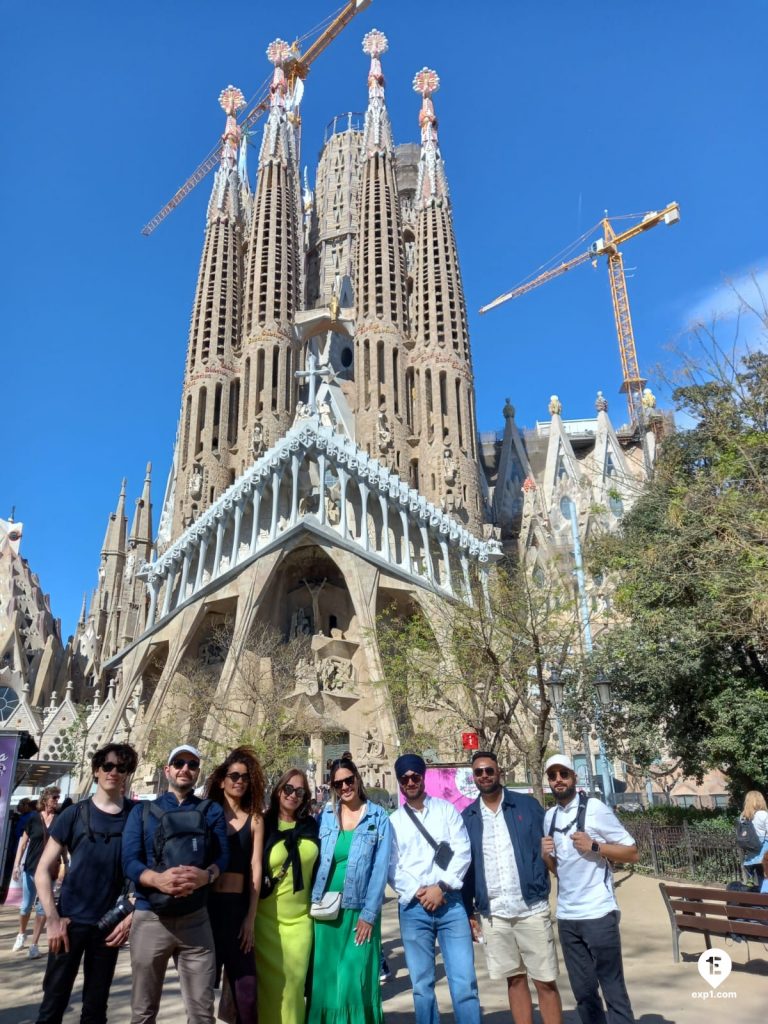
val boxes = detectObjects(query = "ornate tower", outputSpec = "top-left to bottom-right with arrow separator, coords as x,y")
119,463 -> 153,649
172,86 -> 248,536
242,40 -> 303,452
354,30 -> 410,470
409,69 -> 483,527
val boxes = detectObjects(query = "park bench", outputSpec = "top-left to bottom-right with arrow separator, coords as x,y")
659,881 -> 768,962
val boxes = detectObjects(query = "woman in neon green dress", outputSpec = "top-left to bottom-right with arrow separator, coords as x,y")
306,758 -> 392,1024
254,769 -> 319,1024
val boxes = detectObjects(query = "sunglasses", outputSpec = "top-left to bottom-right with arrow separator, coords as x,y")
546,769 -> 573,781
170,758 -> 200,771
101,762 -> 129,774
398,772 -> 422,784
283,783 -> 306,799
331,775 -> 356,792
225,771 -> 249,783
473,766 -> 496,777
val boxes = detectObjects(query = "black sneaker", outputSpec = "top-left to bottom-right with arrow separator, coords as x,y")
379,959 -> 392,983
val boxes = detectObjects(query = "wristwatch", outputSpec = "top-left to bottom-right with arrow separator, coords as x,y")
207,867 -> 216,884
437,881 -> 453,893
590,841 -> 601,855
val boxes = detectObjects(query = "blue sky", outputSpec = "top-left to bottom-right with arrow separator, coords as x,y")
2,1 -> 766,638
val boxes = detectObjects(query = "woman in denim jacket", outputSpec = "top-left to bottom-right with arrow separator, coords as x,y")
306,757 -> 392,1024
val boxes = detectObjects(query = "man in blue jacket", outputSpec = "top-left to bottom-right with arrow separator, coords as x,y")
462,751 -> 562,1024
122,744 -> 228,1024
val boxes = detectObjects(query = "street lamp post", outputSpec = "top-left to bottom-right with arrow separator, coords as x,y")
560,495 -> 615,805
593,673 -> 615,806
546,669 -> 567,754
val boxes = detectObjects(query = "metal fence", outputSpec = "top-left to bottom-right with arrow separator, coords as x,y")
629,820 -> 743,884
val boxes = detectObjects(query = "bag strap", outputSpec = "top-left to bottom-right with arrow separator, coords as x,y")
548,791 -> 588,838
404,803 -> 440,851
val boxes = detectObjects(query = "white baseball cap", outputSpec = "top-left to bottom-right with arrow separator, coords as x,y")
167,745 -> 202,765
544,754 -> 575,774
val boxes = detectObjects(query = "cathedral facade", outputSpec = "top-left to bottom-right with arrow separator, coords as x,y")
1,31 -> 664,793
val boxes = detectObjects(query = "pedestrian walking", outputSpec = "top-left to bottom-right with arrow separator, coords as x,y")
388,753 -> 481,1024
11,786 -> 61,959
32,743 -> 139,1024
306,757 -> 391,1024
122,744 -> 228,1024
462,750 -> 562,1024
739,790 -> 768,883
254,768 -> 319,1024
204,746 -> 265,1024
541,754 -> 638,1024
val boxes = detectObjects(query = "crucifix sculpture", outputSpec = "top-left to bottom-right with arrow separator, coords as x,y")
295,347 -> 332,413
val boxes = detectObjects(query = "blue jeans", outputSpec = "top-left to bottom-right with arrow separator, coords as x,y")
398,893 -> 481,1024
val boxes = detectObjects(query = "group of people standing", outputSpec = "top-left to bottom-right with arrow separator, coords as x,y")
11,740 -> 642,1024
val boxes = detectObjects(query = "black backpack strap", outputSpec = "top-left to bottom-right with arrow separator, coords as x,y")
576,791 -> 588,832
403,803 -> 440,851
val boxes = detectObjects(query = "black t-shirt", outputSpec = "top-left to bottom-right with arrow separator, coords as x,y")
50,799 -> 132,925
23,813 -> 50,874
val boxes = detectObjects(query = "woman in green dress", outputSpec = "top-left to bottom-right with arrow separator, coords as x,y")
306,758 -> 392,1024
254,768 -> 319,1024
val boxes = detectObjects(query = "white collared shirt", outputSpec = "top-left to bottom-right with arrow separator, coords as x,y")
543,795 -> 635,920
388,795 -> 471,905
480,798 -> 548,919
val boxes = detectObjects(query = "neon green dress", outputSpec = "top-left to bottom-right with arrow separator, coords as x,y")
305,830 -> 384,1024
254,821 -> 318,1024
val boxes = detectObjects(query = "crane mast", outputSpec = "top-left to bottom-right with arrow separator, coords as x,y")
480,202 -> 680,425
141,0 -> 372,236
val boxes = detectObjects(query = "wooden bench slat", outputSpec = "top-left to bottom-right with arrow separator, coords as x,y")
664,885 -> 768,906
675,914 -> 733,935
670,899 -> 729,916
724,921 -> 768,939
726,905 -> 768,923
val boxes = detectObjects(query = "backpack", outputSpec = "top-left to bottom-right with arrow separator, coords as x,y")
548,791 -> 588,838
142,799 -> 213,916
70,798 -> 136,854
735,817 -> 762,856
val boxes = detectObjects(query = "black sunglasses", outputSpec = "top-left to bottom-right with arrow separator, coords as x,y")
398,772 -> 422,784
331,775 -> 356,791
546,769 -> 573,780
225,771 -> 249,783
473,766 -> 496,777
283,782 -> 306,799
101,762 -> 129,774
170,758 -> 200,771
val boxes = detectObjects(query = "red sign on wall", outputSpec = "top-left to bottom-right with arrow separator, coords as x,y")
461,732 -> 479,750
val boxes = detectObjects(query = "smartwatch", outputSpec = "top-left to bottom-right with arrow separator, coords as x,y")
437,881 -> 452,893
207,867 -> 216,884
590,841 -> 601,855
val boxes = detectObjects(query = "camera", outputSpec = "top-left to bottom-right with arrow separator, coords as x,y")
97,895 -> 133,936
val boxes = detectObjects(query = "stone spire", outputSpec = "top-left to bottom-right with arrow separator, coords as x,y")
121,464 -> 154,650
354,30 -> 410,470
102,479 -> 127,559
241,40 -> 303,452
408,69 -> 482,528
172,87 -> 248,537
129,462 -> 153,549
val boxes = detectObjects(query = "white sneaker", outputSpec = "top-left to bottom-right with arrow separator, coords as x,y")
12,933 -> 27,952
27,944 -> 41,960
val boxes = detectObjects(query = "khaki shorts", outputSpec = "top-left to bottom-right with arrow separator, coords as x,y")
480,909 -> 559,982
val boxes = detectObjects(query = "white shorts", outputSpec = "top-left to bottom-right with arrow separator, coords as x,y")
480,909 -> 559,982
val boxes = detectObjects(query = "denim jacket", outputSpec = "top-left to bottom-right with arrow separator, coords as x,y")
312,801 -> 392,925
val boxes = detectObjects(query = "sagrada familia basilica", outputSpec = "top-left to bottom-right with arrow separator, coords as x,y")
0,30 -> 667,793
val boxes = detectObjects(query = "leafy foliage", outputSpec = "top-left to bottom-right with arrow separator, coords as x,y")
589,311 -> 768,796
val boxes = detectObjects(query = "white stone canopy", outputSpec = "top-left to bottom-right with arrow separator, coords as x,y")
139,415 -> 503,630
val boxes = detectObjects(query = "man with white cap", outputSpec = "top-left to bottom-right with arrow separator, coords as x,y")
122,744 -> 228,1024
541,754 -> 638,1024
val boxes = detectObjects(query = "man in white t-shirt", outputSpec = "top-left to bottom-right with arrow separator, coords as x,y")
541,755 -> 638,1024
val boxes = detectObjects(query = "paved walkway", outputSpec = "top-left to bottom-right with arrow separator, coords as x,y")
1,873 -> 765,1023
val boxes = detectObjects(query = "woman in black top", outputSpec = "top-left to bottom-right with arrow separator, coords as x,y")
205,747 -> 265,1024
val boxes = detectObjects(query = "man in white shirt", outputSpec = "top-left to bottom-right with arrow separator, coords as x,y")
462,751 -> 562,1024
388,753 -> 481,1024
541,754 -> 638,1024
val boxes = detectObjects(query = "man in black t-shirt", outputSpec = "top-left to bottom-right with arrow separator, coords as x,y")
33,743 -> 138,1024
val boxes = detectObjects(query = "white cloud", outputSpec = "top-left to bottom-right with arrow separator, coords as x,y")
681,263 -> 768,350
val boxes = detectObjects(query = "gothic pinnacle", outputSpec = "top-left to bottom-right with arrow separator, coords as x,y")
362,29 -> 391,154
413,67 -> 447,203
218,85 -> 245,170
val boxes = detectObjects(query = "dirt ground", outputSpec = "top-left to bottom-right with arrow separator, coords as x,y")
1,871 -> 765,1023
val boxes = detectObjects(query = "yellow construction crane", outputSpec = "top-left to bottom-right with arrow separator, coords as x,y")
141,0 -> 373,236
479,201 -> 680,425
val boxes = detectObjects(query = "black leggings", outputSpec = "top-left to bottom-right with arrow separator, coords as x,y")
208,892 -> 257,1024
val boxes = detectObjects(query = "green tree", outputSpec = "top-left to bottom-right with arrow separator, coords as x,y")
376,560 -> 582,802
589,311 -> 768,796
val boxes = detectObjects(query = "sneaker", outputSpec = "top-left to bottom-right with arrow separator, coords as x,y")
12,933 -> 27,952
379,959 -> 392,984
27,944 -> 41,960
